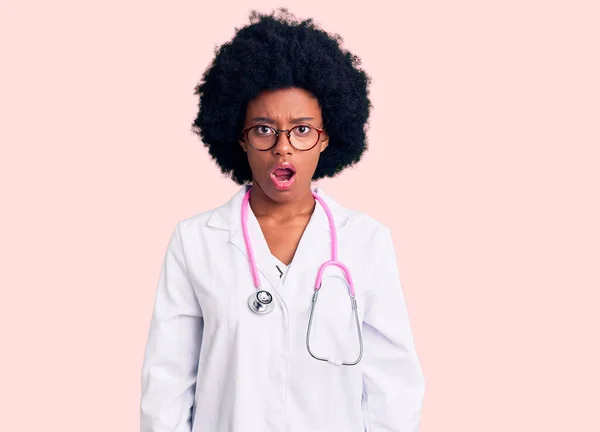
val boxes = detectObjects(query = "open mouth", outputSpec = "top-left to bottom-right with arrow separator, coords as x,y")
272,168 -> 295,182
270,167 -> 297,189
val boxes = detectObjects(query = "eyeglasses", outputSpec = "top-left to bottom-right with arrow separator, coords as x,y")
240,124 -> 325,151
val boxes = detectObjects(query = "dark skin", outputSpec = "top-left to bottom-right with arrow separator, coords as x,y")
239,87 -> 329,265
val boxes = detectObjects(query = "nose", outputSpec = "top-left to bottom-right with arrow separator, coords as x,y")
272,130 -> 293,155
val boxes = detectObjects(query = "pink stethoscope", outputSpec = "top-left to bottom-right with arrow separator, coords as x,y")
241,185 -> 363,366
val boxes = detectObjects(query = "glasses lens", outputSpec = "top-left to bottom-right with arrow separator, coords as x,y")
289,125 -> 319,150
247,125 -> 277,150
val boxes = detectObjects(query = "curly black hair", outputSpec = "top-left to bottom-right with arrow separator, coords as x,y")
191,8 -> 372,185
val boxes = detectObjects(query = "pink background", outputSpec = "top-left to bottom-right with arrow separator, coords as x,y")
2,1 -> 599,430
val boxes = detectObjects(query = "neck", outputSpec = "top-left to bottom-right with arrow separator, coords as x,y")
248,181 -> 316,224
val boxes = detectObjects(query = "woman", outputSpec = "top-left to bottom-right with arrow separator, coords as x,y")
141,9 -> 425,432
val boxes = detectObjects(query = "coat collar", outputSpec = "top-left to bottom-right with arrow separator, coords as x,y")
206,183 -> 349,232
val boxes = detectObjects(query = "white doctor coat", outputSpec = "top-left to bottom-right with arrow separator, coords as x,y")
140,184 -> 425,432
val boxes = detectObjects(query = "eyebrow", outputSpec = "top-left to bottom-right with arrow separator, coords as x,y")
251,116 -> 315,125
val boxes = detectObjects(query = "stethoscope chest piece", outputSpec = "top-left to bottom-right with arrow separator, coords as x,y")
248,290 -> 274,314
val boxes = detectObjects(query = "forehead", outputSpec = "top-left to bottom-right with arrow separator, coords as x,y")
245,87 -> 322,120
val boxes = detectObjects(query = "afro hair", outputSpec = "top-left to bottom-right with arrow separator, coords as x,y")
191,8 -> 372,185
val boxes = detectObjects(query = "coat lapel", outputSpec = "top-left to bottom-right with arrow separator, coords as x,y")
206,183 -> 349,306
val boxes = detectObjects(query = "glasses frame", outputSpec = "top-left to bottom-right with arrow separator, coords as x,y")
240,124 -> 325,152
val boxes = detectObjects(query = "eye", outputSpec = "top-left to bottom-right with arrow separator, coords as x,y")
255,125 -> 274,136
294,125 -> 312,135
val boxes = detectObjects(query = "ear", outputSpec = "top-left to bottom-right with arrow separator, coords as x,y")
319,131 -> 329,152
239,138 -> 248,153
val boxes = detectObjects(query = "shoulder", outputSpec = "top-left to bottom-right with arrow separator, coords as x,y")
339,203 -> 393,242
318,187 -> 390,235
168,205 -> 223,245
175,185 -> 249,236
177,208 -> 215,230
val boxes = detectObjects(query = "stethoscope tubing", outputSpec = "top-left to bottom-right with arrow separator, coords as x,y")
242,185 -> 363,366
241,189 -> 263,290
306,275 -> 364,366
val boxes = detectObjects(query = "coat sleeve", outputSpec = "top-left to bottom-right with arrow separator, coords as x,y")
140,221 -> 204,432
361,226 -> 426,432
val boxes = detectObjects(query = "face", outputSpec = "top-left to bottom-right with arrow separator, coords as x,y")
239,87 -> 329,202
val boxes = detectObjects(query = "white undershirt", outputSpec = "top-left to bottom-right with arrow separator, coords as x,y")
272,254 -> 290,285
